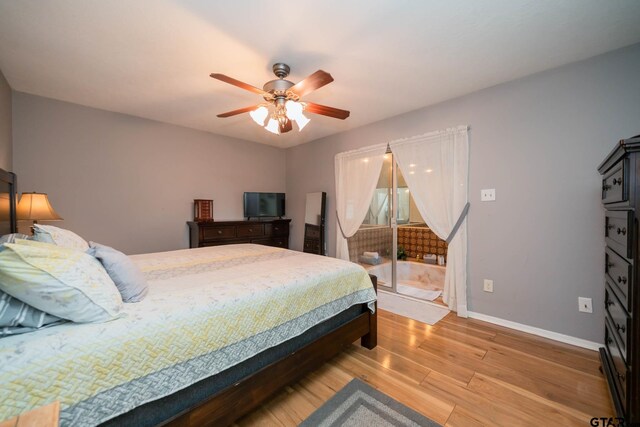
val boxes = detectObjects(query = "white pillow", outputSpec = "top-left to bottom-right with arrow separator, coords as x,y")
0,239 -> 123,323
33,224 -> 89,252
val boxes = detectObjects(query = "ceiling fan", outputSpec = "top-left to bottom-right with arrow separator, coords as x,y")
210,63 -> 350,135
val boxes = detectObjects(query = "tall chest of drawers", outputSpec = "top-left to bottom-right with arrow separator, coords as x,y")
598,135 -> 640,423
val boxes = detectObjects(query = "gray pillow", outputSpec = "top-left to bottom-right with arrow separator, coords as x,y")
88,242 -> 148,303
0,233 -> 32,244
0,291 -> 65,337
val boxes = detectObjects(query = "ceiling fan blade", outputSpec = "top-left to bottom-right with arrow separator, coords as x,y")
216,105 -> 262,118
304,102 -> 350,120
279,119 -> 293,133
288,70 -> 334,98
210,73 -> 268,96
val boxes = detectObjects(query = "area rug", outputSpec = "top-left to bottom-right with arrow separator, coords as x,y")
396,284 -> 442,301
300,379 -> 441,426
377,290 -> 449,325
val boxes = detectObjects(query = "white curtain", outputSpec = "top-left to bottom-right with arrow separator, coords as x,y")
335,144 -> 388,260
389,126 -> 469,316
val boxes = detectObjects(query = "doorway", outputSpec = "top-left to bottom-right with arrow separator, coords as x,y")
335,126 -> 469,317
348,151 -> 448,306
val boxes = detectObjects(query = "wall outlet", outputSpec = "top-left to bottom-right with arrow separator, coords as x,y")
481,189 -> 496,201
578,297 -> 593,313
483,279 -> 494,293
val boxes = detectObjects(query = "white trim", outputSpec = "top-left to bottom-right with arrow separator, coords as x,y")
467,311 -> 602,351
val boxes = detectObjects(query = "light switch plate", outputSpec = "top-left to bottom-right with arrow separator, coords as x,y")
481,189 -> 496,201
578,297 -> 593,313
483,279 -> 494,293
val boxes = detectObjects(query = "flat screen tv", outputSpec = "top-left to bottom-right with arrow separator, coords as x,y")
243,192 -> 285,219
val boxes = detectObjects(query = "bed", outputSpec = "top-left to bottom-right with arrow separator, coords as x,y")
0,169 -> 378,427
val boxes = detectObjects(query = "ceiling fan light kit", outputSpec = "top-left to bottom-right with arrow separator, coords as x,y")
249,105 -> 268,126
211,63 -> 350,135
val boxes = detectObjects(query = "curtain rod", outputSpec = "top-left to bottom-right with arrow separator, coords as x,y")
335,125 -> 470,158
387,125 -> 470,146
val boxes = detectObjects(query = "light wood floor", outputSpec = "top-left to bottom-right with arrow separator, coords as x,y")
235,309 -> 613,426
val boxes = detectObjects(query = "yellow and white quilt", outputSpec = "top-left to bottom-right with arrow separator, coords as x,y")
0,244 -> 376,426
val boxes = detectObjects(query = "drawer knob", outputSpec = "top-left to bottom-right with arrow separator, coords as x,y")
616,324 -> 626,334
608,337 -> 614,345
274,227 -> 279,231
217,230 -> 222,235
607,262 -> 614,269
603,184 -> 612,191
618,276 -> 627,284
607,299 -> 614,307
618,372 -> 626,382
612,178 -> 621,185
607,224 -> 615,230
617,227 -> 627,235
249,228 -> 253,232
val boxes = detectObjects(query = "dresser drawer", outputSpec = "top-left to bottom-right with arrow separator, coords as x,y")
202,239 -> 251,247
602,161 -> 628,204
305,224 -> 321,239
605,317 -> 628,407
606,247 -> 632,308
237,224 -> 264,238
272,221 -> 289,236
270,238 -> 288,248
251,237 -> 288,248
605,210 -> 633,259
606,283 -> 630,363
304,238 -> 321,254
264,222 -> 288,237
202,226 -> 236,241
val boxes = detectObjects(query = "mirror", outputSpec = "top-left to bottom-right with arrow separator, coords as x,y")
303,192 -> 326,255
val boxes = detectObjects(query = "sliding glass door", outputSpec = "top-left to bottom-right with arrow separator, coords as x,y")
357,152 -> 394,292
353,151 -> 445,304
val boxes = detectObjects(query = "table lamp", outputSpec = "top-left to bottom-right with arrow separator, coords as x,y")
16,192 -> 63,224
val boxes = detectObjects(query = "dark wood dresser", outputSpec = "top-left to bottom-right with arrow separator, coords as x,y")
188,219 -> 291,249
598,135 -> 640,423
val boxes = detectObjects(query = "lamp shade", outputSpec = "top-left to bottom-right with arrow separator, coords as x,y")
249,106 -> 268,126
265,118 -> 280,134
16,193 -> 63,221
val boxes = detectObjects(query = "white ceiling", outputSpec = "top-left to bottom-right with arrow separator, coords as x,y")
1,1 -> 639,148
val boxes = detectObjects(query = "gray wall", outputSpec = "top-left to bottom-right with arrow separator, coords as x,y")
286,44 -> 640,342
13,93 -> 286,254
0,69 -> 11,171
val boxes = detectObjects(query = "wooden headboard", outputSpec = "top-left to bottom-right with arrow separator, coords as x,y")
0,167 -> 17,234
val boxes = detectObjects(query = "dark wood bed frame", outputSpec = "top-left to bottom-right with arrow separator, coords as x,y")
0,168 -> 17,235
0,167 -> 377,427
164,276 -> 377,427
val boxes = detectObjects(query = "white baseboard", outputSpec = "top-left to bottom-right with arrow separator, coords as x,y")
466,311 -> 602,351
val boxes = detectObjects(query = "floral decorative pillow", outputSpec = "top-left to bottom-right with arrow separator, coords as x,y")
33,224 -> 89,252
0,239 -> 123,323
